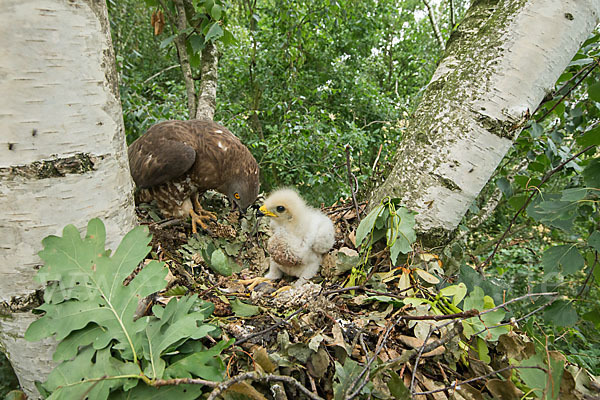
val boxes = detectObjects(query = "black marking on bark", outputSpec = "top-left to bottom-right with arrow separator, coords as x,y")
0,153 -> 99,181
418,226 -> 456,248
31,129 -> 38,137
0,289 -> 44,316
476,113 -> 524,140
7,143 -> 14,150
564,13 -> 574,21
434,174 -> 461,192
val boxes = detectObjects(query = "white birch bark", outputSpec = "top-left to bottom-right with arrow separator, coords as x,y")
0,0 -> 137,397
370,0 -> 600,245
196,41 -> 219,121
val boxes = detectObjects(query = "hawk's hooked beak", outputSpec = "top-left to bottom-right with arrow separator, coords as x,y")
257,205 -> 277,217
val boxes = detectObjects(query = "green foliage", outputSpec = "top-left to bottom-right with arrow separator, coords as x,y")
0,352 -> 19,397
467,31 -> 600,374
350,197 -> 416,288
26,219 -> 230,399
356,197 -> 417,264
109,0 -> 454,205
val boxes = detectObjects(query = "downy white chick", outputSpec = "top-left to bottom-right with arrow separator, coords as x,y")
259,188 -> 335,286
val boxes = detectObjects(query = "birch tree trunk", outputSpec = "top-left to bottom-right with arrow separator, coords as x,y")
195,41 -> 219,121
370,0 -> 600,245
0,1 -> 137,397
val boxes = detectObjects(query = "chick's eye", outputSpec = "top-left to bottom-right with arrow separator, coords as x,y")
234,193 -> 240,200
276,206 -> 285,212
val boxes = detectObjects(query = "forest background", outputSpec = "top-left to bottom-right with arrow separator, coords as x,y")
1,0 -> 599,397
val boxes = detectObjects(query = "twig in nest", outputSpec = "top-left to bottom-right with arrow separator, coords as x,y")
235,307 -> 306,346
345,145 -> 362,222
412,365 -> 546,396
206,372 -> 324,400
344,312 -> 404,399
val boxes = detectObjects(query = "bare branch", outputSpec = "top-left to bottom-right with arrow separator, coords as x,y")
207,372 -> 324,400
422,0 -> 445,51
345,145 -> 361,222
165,0 -> 197,118
413,365 -> 546,396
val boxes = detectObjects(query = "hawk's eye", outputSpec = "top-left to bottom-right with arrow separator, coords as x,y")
276,206 -> 285,212
234,192 -> 240,200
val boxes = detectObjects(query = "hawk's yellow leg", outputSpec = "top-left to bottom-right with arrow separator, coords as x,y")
190,193 -> 217,233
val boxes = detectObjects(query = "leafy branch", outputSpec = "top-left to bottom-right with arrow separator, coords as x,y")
26,219 -> 230,399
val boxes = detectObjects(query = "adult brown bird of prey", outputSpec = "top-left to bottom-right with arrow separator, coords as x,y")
128,120 -> 260,233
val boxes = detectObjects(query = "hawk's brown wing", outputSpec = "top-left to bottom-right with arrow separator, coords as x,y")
128,121 -> 197,189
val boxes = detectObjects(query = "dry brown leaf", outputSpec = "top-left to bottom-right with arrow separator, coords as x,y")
253,346 -> 277,373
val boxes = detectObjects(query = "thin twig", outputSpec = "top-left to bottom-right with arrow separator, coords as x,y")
577,251 -> 598,298
422,0 -> 445,51
324,285 -> 415,299
207,372 -> 324,400
153,377 -> 218,388
412,365 -> 546,396
410,325 -> 435,394
470,297 -> 556,338
345,145 -> 362,222
345,313 -> 404,399
372,143 -> 384,172
142,64 -> 180,85
535,59 -> 600,123
235,307 -> 306,346
479,145 -> 595,271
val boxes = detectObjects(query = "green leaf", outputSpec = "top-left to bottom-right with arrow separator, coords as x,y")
43,346 -> 139,399
541,245 -> 584,275
188,34 -> 204,53
527,194 -> 578,231
164,339 -> 232,381
142,296 -> 217,379
583,158 -> 600,187
387,370 -> 411,399
518,348 -> 564,400
462,286 -> 508,341
204,22 -> 224,42
210,4 -> 222,20
508,195 -> 528,210
27,220 -> 167,360
588,231 -> 600,252
496,177 -> 513,198
355,204 -> 384,247
110,383 -> 204,400
53,324 -> 105,361
588,81 -> 600,102
222,28 -> 236,45
439,283 -> 467,306
159,34 -> 176,49
388,208 -> 416,264
209,249 -> 233,276
560,187 -> 588,202
529,122 -> 544,138
230,298 -> 259,317
543,300 -> 578,327
577,126 -> 600,147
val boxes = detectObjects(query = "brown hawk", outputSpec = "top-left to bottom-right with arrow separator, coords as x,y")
128,119 -> 260,232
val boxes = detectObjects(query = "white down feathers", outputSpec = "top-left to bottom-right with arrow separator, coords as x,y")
260,189 -> 335,285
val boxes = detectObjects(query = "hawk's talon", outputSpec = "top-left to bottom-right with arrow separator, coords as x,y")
238,277 -> 272,290
190,209 -> 215,234
193,193 -> 217,221
271,285 -> 292,297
